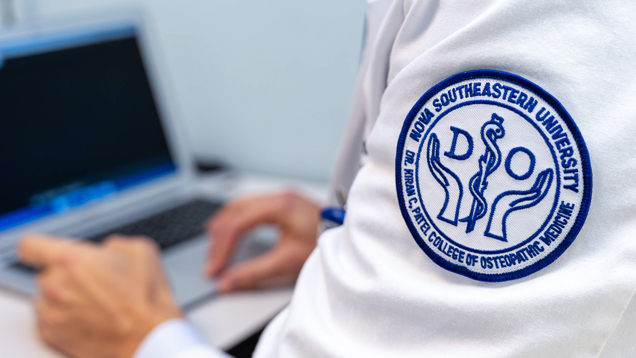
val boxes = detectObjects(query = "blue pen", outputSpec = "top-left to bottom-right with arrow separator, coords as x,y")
321,187 -> 348,227
320,207 -> 346,226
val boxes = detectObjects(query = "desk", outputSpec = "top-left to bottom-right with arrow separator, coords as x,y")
0,172 -> 328,357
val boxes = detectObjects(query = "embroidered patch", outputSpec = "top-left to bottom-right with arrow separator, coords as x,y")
395,70 -> 592,282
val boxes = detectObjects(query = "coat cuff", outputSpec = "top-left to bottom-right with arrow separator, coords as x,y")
133,319 -> 230,358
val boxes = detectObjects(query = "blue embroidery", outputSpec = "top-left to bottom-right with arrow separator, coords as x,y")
485,168 -> 553,242
505,147 -> 536,180
395,70 -> 593,282
461,113 -> 505,233
444,126 -> 474,160
427,133 -> 463,226
415,101 -> 562,255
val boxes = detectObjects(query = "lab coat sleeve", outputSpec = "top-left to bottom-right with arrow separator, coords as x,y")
133,319 -> 231,358
243,0 -> 636,356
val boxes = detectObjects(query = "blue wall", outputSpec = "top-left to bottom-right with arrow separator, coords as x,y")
27,0 -> 366,182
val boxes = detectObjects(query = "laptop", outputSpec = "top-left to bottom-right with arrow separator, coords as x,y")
0,12 -> 271,307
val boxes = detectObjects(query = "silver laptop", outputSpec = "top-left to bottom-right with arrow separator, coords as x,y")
0,12 -> 270,308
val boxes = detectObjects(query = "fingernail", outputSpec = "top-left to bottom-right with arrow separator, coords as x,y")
207,263 -> 219,277
218,277 -> 235,293
204,263 -> 213,276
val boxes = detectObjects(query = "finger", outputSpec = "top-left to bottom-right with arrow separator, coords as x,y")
103,235 -> 158,255
205,194 -> 291,277
37,318 -> 58,349
74,237 -> 167,313
36,315 -> 71,357
37,269 -> 80,306
34,297 -> 58,327
216,244 -> 310,293
34,296 -> 77,333
128,238 -> 177,301
18,234 -> 73,268
102,235 -> 131,250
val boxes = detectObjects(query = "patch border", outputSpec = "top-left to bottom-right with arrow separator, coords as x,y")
395,70 -> 593,282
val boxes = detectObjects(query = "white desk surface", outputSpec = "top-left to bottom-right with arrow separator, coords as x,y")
0,172 -> 328,357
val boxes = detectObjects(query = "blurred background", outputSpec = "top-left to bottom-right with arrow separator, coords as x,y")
0,0 -> 366,182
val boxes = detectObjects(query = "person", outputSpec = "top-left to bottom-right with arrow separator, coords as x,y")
17,0 -> 636,357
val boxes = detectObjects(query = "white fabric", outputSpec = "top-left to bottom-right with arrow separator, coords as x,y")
326,0 -> 394,207
138,0 -> 636,356
254,0 -> 636,357
134,319 -> 229,358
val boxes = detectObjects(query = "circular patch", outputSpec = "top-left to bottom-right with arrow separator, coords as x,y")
396,70 -> 592,282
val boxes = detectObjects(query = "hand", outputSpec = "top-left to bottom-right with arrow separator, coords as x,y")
205,191 -> 321,293
18,234 -> 183,358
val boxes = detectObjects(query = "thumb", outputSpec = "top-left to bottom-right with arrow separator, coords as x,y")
216,245 -> 309,293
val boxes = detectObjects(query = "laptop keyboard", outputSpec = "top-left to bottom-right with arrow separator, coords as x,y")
11,199 -> 223,273
86,199 -> 222,248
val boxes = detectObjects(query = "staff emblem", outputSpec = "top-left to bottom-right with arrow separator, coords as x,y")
462,113 -> 505,233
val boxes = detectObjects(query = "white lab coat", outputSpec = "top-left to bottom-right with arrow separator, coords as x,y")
136,1 -> 636,357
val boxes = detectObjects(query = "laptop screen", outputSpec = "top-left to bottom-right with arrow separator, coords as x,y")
0,26 -> 176,232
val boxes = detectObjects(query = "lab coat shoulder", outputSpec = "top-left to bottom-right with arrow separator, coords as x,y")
258,1 -> 636,357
